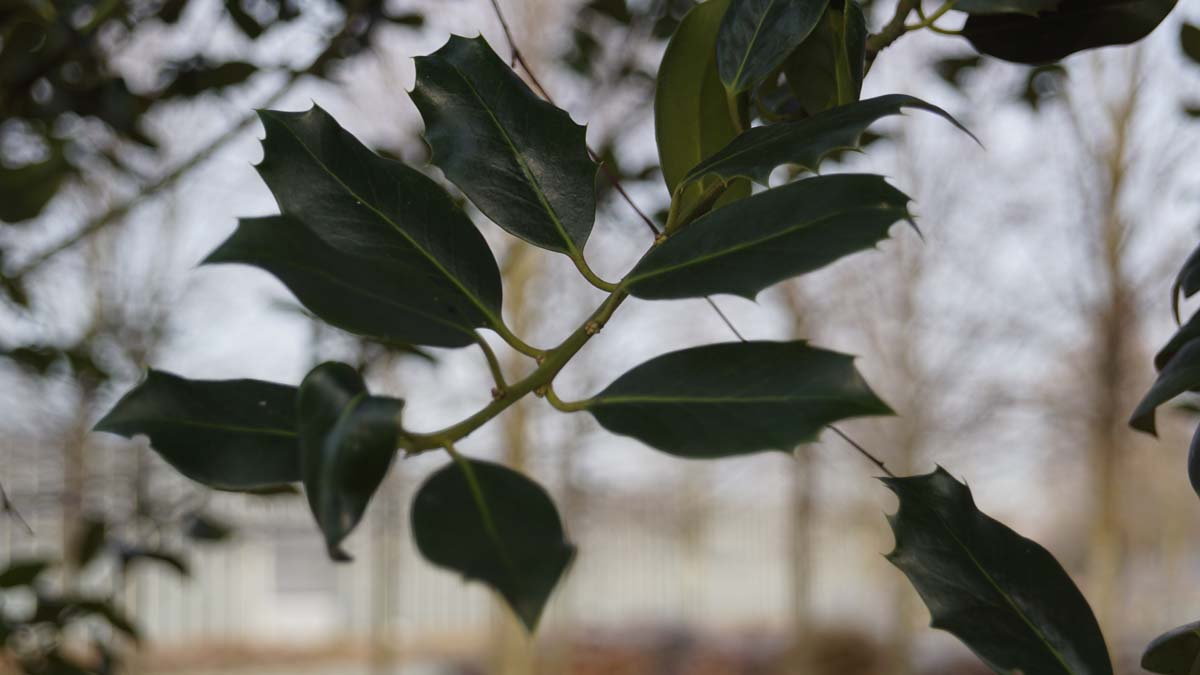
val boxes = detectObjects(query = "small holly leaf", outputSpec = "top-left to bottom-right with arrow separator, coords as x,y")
0,559 -> 50,588
625,174 -> 911,300
411,36 -> 597,257
682,94 -> 972,188
1131,339 -> 1200,435
783,0 -> 867,115
1181,23 -> 1200,64
884,468 -> 1113,675
655,0 -> 751,215
248,105 -> 503,348
298,362 -> 402,561
1144,620 -> 1200,673
94,370 -> 301,490
1172,242 -> 1200,322
954,0 -> 1060,14
962,0 -> 1179,65
412,458 -> 575,631
717,0 -> 831,93
586,341 -> 891,458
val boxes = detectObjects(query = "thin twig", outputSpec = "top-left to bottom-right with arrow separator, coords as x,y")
0,480 -> 33,535
826,425 -> 897,478
865,0 -> 919,69
705,297 -> 746,342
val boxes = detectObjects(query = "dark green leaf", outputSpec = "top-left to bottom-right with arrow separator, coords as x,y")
1131,340 -> 1200,435
717,0 -> 831,93
782,0 -> 867,115
884,467 -> 1113,675
655,0 -> 750,213
586,341 -> 892,458
1190,425 -> 1200,502
411,36 -> 597,256
682,95 -> 972,187
1181,23 -> 1200,64
119,547 -> 189,577
1172,242 -> 1200,321
962,0 -> 1179,65
94,370 -> 301,490
246,105 -> 503,348
1155,310 -> 1200,371
412,458 -> 574,631
1144,621 -> 1200,673
0,146 -> 69,224
954,0 -> 1060,14
298,362 -> 402,561
0,559 -> 50,588
624,174 -> 911,300
69,517 -> 106,570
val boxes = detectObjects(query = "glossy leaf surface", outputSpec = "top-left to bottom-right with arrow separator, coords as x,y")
95,371 -> 301,490
717,0 -> 831,93
1143,620 -> 1200,674
962,0 -> 1179,64
412,36 -> 597,256
783,0 -> 867,115
954,0 -> 1060,14
885,468 -> 1113,675
206,216 -> 486,348
1131,339 -> 1200,435
683,95 -> 970,187
625,174 -> 911,300
252,105 -> 502,346
655,0 -> 750,212
412,458 -> 575,631
587,341 -> 892,458
298,362 -> 403,561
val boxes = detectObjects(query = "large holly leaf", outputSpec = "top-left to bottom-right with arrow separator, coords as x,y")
717,0 -> 831,93
1131,339 -> 1200,435
962,0 -> 1179,64
1144,620 -> 1200,674
411,36 -> 597,256
298,362 -> 403,561
783,0 -> 867,115
585,341 -> 891,458
655,0 -> 750,214
884,468 -> 1114,675
624,174 -> 911,300
682,95 -> 971,187
94,371 -> 301,490
412,458 -> 575,631
251,105 -> 503,347
206,216 -> 486,348
954,0 -> 1060,14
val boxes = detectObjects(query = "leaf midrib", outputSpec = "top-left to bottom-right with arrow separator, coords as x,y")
593,393 -> 873,406
627,202 -> 904,284
729,0 -> 778,90
922,500 -> 1080,674
445,61 -> 583,257
108,417 -> 296,439
269,115 -> 502,332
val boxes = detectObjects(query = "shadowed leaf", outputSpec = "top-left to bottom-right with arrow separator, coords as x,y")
954,0 -> 1060,14
717,0 -> 831,93
783,0 -> 867,115
1131,339 -> 1200,435
1144,620 -> 1200,673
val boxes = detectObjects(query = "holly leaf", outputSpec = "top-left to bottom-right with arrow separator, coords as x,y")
954,0 -> 1061,14
624,174 -> 912,300
962,0 -> 1179,65
298,362 -> 402,561
248,105 -> 503,348
1131,339 -> 1200,435
655,0 -> 750,214
94,371 -> 301,490
411,36 -> 597,256
412,458 -> 575,631
1144,620 -> 1200,674
782,0 -> 868,115
682,94 -> 972,187
884,468 -> 1113,675
717,0 -> 831,93
586,341 -> 892,458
